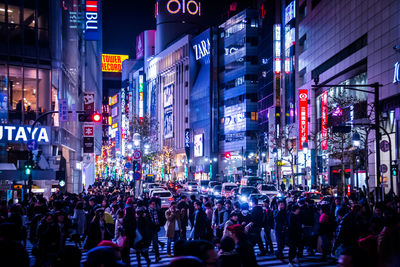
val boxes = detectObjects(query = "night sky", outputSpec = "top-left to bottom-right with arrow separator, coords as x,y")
102,0 -> 156,57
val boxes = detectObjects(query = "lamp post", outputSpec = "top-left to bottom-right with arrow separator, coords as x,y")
303,142 -> 309,188
352,131 -> 361,190
313,82 -> 383,201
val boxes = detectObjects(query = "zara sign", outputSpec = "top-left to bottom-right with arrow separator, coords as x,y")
0,125 -> 50,143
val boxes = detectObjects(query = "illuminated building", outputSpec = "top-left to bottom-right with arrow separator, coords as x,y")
218,9 -> 260,180
0,0 -> 103,196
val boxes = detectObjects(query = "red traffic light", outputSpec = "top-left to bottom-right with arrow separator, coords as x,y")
224,152 -> 231,159
92,113 -> 102,122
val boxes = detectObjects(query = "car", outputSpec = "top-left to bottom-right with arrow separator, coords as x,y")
198,180 -> 210,194
148,187 -> 165,196
143,183 -> 160,193
230,187 -> 239,196
257,184 -> 279,197
211,185 -> 222,197
207,181 -> 221,194
289,190 -> 304,199
238,186 -> 259,203
241,176 -> 264,187
221,183 -> 237,197
303,191 -> 324,203
247,193 -> 267,206
150,190 -> 174,208
185,181 -> 199,192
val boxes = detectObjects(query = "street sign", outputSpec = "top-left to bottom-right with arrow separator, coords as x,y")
83,126 -> 94,137
134,172 -> 141,180
59,99 -> 68,122
133,150 -> 142,159
125,162 -> 132,169
380,140 -> 390,152
84,92 -> 95,111
26,139 -> 38,151
380,164 -> 388,174
83,137 -> 94,153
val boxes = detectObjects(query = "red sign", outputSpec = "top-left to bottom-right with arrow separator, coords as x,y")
321,91 -> 328,150
84,92 -> 95,111
83,126 -> 94,137
347,184 -> 351,196
136,32 -> 144,59
298,89 -> 308,150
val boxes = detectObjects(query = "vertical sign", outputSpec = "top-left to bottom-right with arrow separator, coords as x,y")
394,62 -> 400,84
85,0 -> 100,41
59,99 -> 68,122
136,32 -> 145,59
321,91 -> 328,150
185,129 -> 191,160
84,92 -> 95,111
298,89 -> 308,150
138,74 -> 144,120
0,76 -> 8,124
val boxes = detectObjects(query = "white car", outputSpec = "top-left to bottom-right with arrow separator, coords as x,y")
257,184 -> 279,197
221,183 -> 237,197
148,187 -> 165,196
185,181 -> 198,192
150,190 -> 174,208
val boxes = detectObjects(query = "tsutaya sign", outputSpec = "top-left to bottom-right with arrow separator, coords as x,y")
166,0 -> 201,16
0,125 -> 50,143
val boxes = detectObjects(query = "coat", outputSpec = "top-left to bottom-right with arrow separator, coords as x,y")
165,208 -> 182,238
72,209 -> 86,236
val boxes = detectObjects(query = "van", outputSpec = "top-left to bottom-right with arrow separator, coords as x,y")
221,183 -> 237,197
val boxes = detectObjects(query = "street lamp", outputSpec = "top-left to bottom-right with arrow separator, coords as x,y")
133,133 -> 141,148
352,131 -> 361,148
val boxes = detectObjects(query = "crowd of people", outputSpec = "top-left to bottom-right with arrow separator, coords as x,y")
0,179 -> 399,267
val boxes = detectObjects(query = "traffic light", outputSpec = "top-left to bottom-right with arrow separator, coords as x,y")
92,113 -> 102,122
391,164 -> 398,176
24,161 -> 33,176
224,152 -> 231,159
132,160 -> 138,172
78,112 -> 102,122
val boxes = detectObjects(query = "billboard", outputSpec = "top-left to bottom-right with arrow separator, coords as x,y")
194,133 -> 203,157
136,32 -> 144,59
321,91 -> 328,150
102,54 -> 129,72
163,84 -> 174,108
298,89 -> 308,150
85,0 -> 100,41
164,108 -> 173,139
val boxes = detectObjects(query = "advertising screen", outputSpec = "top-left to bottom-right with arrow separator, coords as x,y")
321,91 -> 328,150
102,54 -> 129,72
164,108 -> 173,139
163,84 -> 174,108
194,134 -> 204,157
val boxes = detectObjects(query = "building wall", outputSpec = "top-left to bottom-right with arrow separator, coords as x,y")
297,0 -> 400,193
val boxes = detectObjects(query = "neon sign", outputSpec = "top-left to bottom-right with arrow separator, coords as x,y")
85,0 -> 99,41
321,91 -> 328,150
167,0 -> 201,16
0,125 -> 50,143
298,89 -> 308,150
394,62 -> 400,84
139,75 -> 144,120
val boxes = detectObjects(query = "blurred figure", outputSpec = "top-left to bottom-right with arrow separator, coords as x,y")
165,201 -> 182,257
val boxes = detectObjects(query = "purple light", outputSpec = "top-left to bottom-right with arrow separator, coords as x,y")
332,107 -> 342,117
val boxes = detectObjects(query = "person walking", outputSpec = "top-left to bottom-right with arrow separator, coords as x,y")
250,198 -> 267,256
165,201 -> 182,257
121,198 -> 137,266
274,200 -> 288,261
148,199 -> 162,262
262,198 -> 274,255
288,205 -> 303,266
212,200 -> 228,241
223,212 -> 240,238
135,207 -> 152,267
192,200 -> 207,240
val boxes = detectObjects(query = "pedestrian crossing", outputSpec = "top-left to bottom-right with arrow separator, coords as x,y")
26,236 -> 336,267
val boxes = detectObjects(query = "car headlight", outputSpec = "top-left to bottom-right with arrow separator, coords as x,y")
201,186 -> 205,190
241,196 -> 247,202
210,189 -> 214,192
277,193 -> 283,197
188,186 -> 192,191
214,191 -> 219,195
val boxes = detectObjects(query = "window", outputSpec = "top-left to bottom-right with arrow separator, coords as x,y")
299,2 -> 307,18
251,112 -> 258,121
299,34 -> 307,53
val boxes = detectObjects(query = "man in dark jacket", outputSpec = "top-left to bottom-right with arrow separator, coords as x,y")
250,198 -> 266,256
228,224 -> 258,267
274,200 -> 288,260
193,200 -> 207,240
288,205 -> 303,265
148,199 -> 162,262
263,198 -> 274,255
332,205 -> 362,254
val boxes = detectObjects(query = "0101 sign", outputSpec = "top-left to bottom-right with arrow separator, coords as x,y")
167,0 -> 201,16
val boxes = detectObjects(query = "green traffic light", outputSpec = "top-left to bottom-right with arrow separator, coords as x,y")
25,168 -> 31,175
